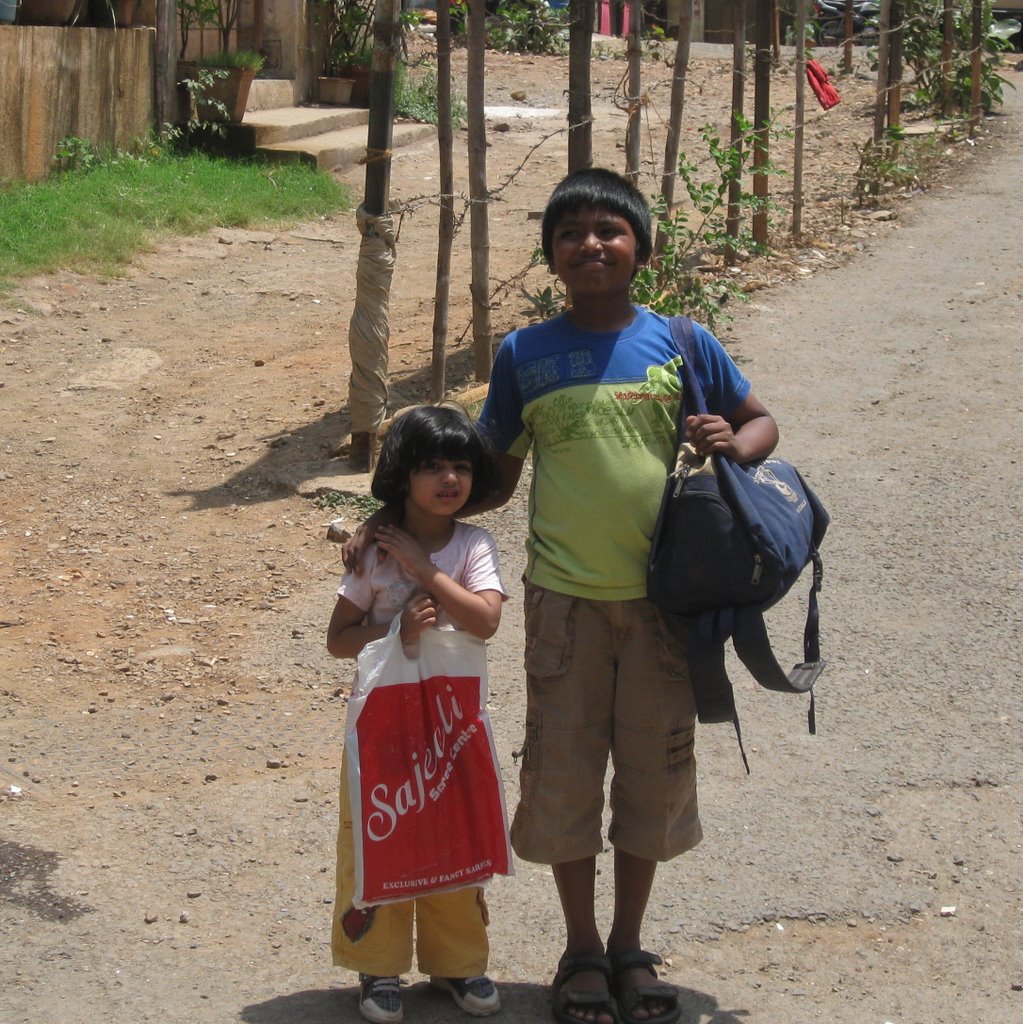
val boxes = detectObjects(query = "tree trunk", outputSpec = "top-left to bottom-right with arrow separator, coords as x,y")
657,0 -> 693,254
791,0 -> 807,237
752,0 -> 772,246
624,0 -> 642,180
431,0 -> 455,401
467,0 -> 492,382
969,0 -> 983,134
568,0 -> 594,173
941,0 -> 955,116
725,0 -> 746,264
365,0 -> 399,217
873,0 -> 891,143
886,0 -> 903,133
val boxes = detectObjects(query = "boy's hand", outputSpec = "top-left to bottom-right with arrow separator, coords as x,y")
375,525 -> 435,581
685,414 -> 738,459
400,593 -> 438,644
342,505 -> 398,572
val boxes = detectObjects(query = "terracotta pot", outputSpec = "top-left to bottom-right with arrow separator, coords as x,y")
343,66 -> 371,107
194,66 -> 257,123
317,76 -> 355,106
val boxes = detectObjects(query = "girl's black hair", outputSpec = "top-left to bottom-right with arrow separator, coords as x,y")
540,167 -> 653,268
371,404 -> 502,509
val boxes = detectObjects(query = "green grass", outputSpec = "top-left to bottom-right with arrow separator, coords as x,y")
0,148 -> 351,288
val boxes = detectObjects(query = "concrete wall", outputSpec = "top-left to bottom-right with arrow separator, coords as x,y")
1,26 -> 155,184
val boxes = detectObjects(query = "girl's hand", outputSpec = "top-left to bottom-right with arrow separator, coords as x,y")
685,413 -> 738,459
400,592 -> 438,644
375,525 -> 434,581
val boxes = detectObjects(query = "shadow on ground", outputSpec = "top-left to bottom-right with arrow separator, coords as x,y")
239,981 -> 749,1024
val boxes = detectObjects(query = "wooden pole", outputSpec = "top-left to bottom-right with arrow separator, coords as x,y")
657,0 -> 693,253
843,0 -> 854,73
886,0 -> 903,133
724,0 -> 746,264
792,0 -> 806,237
467,0 -> 492,381
624,0 -> 642,179
969,0 -> 983,135
752,0 -> 772,246
568,0 -> 595,173
155,0 -> 178,133
941,0 -> 955,116
364,0 -> 399,217
430,0 -> 454,401
873,0 -> 891,143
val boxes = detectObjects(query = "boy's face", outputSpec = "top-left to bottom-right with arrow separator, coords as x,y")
549,204 -> 641,301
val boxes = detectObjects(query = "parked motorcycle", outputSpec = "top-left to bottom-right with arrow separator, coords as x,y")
813,0 -> 879,44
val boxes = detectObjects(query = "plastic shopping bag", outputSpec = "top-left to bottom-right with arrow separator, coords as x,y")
344,618 -> 513,907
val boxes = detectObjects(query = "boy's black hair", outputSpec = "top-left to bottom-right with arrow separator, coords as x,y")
541,167 -> 653,268
371,404 -> 502,509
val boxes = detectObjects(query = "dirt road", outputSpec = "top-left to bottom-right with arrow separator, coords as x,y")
1,44 -> 1021,1024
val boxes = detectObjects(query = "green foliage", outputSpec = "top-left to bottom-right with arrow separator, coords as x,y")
854,127 -> 946,205
196,49 -> 266,71
460,0 -> 569,56
177,66 -> 232,133
517,119 -> 782,331
394,65 -> 466,128
520,282 -> 564,322
631,117 -> 779,330
0,143 -> 350,288
315,0 -> 374,76
315,491 -> 383,516
898,0 -> 1017,114
52,136 -> 102,175
177,0 -> 218,59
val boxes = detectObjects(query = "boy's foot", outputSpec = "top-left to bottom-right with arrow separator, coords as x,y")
608,951 -> 679,1024
359,974 -> 403,1024
430,975 -> 501,1016
552,952 -> 618,1024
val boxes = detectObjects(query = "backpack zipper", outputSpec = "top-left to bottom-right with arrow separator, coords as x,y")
751,554 -> 763,585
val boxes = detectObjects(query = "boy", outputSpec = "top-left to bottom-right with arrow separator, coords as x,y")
346,168 -> 778,1024
476,168 -> 778,1024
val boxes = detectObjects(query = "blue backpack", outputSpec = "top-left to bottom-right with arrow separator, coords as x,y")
647,318 -> 830,768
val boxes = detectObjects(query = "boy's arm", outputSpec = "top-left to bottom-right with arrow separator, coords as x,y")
685,391 -> 778,465
341,503 -> 400,573
458,451 -> 524,517
326,595 -> 389,659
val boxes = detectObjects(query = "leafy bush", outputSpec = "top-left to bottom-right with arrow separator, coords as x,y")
898,0 -> 1017,114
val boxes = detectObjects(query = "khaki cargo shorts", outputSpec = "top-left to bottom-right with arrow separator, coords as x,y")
509,582 -> 703,865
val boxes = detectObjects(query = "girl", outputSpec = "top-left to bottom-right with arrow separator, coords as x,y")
327,404 -> 508,1024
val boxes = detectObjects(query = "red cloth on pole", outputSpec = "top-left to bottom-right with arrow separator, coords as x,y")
806,59 -> 841,110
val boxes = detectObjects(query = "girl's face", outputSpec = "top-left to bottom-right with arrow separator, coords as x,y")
407,455 -> 474,518
549,204 -> 641,298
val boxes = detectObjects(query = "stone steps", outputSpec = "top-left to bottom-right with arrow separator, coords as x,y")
239,104 -> 437,173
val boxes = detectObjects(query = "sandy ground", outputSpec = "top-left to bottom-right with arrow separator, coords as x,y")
1,37 -> 1022,1024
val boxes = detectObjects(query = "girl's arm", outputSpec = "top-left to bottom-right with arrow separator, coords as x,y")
326,595 -> 389,659
685,391 -> 778,465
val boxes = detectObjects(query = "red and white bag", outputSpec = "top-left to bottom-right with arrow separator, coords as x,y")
344,618 -> 513,907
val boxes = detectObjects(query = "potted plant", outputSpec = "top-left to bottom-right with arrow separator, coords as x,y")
314,0 -> 374,106
189,49 -> 265,123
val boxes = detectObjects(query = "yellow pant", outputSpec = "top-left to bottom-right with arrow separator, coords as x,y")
331,761 -> 490,977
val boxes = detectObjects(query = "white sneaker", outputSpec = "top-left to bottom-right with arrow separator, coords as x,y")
359,974 -> 403,1024
430,975 -> 501,1016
